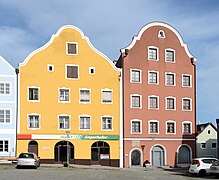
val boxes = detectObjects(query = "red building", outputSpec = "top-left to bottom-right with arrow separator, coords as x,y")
116,22 -> 196,168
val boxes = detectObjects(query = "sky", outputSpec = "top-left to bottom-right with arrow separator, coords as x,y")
0,0 -> 219,125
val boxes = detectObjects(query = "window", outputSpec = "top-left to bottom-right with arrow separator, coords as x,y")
165,49 -> 175,62
130,69 -> 141,83
0,109 -> 10,123
47,64 -> 54,72
0,83 -> 10,95
182,75 -> 192,87
28,115 -> 40,129
148,71 -> 158,84
166,121 -> 175,134
59,89 -> 70,102
102,90 -> 112,103
102,117 -> 112,130
149,96 -> 158,109
208,130 -> 211,134
183,122 -> 192,134
148,47 -> 158,60
158,30 -> 165,38
80,89 -> 90,103
183,98 -> 192,111
66,42 -> 77,55
89,67 -> 95,74
166,73 -> 175,86
201,143 -> 206,149
80,116 -> 91,130
28,88 -> 39,101
66,65 -> 79,79
131,120 -> 141,133
131,95 -> 141,108
0,140 -> 8,152
166,97 -> 176,110
59,116 -> 70,129
149,121 -> 159,134
212,143 -> 216,148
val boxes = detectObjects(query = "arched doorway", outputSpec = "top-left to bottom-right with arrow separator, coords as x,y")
178,145 -> 191,164
28,140 -> 38,156
91,141 -> 110,166
131,149 -> 141,166
151,145 -> 165,167
54,141 -> 74,163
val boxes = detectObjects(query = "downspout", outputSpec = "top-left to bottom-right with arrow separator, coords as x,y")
15,68 -> 19,157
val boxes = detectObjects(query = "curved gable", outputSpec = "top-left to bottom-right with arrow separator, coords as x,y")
121,22 -> 196,62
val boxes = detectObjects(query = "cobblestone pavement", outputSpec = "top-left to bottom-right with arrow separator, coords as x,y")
0,164 -> 217,180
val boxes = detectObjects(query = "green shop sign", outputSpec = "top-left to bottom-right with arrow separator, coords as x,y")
60,134 -> 119,140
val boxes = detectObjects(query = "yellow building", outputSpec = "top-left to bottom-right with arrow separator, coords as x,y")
17,25 -> 120,167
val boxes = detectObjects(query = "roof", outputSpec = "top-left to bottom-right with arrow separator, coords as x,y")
197,123 -> 217,135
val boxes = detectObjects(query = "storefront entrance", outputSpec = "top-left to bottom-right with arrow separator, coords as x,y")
28,140 -> 38,156
91,141 -> 110,166
54,141 -> 74,163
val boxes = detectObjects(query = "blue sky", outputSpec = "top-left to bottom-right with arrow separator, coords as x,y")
0,0 -> 219,124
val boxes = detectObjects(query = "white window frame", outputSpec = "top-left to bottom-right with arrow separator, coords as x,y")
0,109 -> 12,124
27,114 -> 40,129
79,88 -> 91,104
148,71 -> 159,85
148,46 -> 159,61
182,98 -> 192,111
130,94 -> 142,109
89,67 -> 95,75
131,119 -> 142,134
182,74 -> 192,88
165,96 -> 176,110
148,120 -> 159,134
101,89 -> 113,104
66,42 -> 78,55
101,116 -> 113,131
166,120 -> 176,134
130,69 -> 142,83
47,64 -> 54,72
66,64 -> 79,80
58,115 -> 71,130
27,86 -> 40,102
58,88 -> 70,103
0,139 -> 9,153
182,121 -> 192,135
0,82 -> 11,96
158,30 -> 165,38
148,95 -> 159,109
165,72 -> 176,86
79,115 -> 91,130
165,48 -> 175,63
200,142 -> 207,149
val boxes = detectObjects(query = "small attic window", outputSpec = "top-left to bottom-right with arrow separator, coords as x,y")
158,30 -> 165,38
48,64 -> 54,72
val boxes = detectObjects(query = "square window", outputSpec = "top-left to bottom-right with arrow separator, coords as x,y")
67,65 -> 78,79
102,117 -> 112,130
131,121 -> 141,133
149,96 -> 158,109
183,75 -> 191,87
0,140 -> 8,152
166,73 -> 175,86
201,143 -> 206,149
59,89 -> 70,102
89,67 -> 95,74
148,48 -> 158,60
0,83 -> 10,95
165,50 -> 175,62
149,121 -> 158,133
131,70 -> 141,82
80,116 -> 91,130
131,95 -> 141,108
148,72 -> 158,84
67,43 -> 77,55
59,116 -> 70,129
80,89 -> 90,103
29,88 -> 39,101
0,110 -> 11,123
212,143 -> 216,148
102,90 -> 112,103
28,115 -> 40,128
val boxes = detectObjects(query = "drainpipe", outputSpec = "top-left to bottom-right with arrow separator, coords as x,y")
15,68 -> 19,157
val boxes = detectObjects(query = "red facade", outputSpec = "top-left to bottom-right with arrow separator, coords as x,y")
116,22 -> 196,168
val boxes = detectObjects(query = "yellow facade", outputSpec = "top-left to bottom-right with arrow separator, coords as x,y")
17,26 -> 120,166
